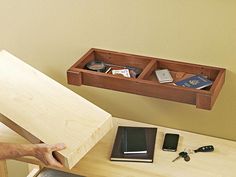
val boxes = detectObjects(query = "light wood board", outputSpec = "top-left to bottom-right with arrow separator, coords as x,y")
0,160 -> 8,177
0,50 -> 113,169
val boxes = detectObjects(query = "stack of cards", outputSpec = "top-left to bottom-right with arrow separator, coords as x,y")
112,69 -> 131,77
155,69 -> 173,83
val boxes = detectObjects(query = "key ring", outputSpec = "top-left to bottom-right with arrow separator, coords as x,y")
184,148 -> 194,154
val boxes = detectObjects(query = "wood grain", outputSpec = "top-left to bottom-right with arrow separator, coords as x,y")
26,168 -> 40,177
0,50 -> 113,169
67,48 -> 226,110
0,160 -> 8,177
1,118 -> 236,177
71,118 -> 236,177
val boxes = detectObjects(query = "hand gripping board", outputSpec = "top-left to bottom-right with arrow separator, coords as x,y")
0,50 -> 113,169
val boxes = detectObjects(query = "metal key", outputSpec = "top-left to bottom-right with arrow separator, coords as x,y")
172,151 -> 188,162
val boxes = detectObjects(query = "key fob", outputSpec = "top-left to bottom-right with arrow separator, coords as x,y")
194,145 -> 214,153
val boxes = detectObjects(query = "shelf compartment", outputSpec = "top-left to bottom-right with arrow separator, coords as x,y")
67,48 -> 226,110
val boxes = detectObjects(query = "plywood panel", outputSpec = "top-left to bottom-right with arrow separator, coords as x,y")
0,50 -> 113,169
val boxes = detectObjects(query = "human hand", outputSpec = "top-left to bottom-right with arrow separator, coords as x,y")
32,143 -> 66,168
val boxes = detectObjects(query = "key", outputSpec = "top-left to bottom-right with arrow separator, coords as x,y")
184,145 -> 214,154
184,154 -> 191,162
194,145 -> 214,153
172,151 -> 188,162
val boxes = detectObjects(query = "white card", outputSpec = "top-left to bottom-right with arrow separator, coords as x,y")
112,69 -> 131,77
155,69 -> 173,83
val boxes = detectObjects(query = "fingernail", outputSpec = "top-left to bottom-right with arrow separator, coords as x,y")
59,143 -> 66,148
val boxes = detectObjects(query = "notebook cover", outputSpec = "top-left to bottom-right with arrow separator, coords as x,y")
122,127 -> 147,154
110,126 -> 157,163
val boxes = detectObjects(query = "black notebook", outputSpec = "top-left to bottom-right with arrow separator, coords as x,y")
110,126 -> 157,163
122,127 -> 147,154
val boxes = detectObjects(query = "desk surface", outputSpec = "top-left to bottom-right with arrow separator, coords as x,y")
1,118 -> 236,177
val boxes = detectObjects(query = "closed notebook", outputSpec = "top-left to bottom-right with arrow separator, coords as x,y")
110,126 -> 157,163
122,127 -> 147,154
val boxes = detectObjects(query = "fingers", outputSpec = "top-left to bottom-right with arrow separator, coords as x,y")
48,143 -> 66,168
34,143 -> 66,168
45,153 -> 64,168
50,143 -> 66,152
52,161 -> 63,168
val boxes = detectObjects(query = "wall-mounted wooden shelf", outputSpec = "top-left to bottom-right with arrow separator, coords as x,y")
67,48 -> 226,110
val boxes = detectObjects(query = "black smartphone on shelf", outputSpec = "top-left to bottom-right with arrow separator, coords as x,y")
162,133 -> 179,152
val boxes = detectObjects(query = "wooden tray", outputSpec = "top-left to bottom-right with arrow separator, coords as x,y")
67,48 -> 226,110
0,50 -> 113,169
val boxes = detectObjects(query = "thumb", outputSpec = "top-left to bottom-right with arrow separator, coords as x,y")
50,143 -> 66,151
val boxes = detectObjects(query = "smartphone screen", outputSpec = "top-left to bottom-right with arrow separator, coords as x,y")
162,133 -> 179,152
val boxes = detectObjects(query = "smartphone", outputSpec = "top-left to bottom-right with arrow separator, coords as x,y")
162,133 -> 179,152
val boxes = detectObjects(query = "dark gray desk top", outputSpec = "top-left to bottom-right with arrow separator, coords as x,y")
37,169 -> 83,177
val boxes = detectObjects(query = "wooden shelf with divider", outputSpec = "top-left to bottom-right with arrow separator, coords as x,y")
67,48 -> 226,110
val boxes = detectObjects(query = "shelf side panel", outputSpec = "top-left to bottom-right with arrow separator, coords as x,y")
80,71 -> 198,105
